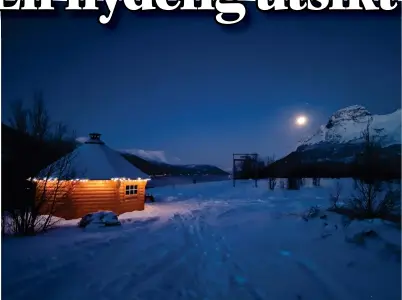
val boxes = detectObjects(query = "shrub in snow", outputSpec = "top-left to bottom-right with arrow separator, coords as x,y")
78,211 -> 121,228
2,212 -> 65,236
302,205 -> 321,221
312,177 -> 321,187
347,180 -> 400,220
3,97 -> 77,236
344,220 -> 381,246
329,181 -> 343,209
268,178 -> 276,190
336,120 -> 402,222
266,155 -> 277,190
4,154 -> 77,236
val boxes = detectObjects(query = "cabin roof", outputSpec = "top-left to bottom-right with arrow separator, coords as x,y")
37,134 -> 150,180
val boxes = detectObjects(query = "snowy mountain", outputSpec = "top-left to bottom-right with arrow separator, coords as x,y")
298,105 -> 401,150
265,105 -> 401,178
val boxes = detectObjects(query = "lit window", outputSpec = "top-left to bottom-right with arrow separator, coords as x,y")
125,185 -> 138,195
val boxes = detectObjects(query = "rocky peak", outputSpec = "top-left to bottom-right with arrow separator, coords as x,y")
298,106 -> 401,149
325,105 -> 371,129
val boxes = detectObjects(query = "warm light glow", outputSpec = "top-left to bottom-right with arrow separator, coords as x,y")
30,177 -> 150,182
30,177 -> 90,182
295,115 -> 308,126
111,177 -> 150,182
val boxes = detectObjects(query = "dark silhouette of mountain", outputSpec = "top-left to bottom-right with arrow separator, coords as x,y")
121,153 -> 228,176
263,145 -> 401,179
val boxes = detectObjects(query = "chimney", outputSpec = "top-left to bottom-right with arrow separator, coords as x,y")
85,132 -> 105,144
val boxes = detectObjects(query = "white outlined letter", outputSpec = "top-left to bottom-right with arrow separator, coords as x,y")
215,0 -> 246,25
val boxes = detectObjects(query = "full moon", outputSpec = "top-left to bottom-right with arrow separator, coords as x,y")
295,115 -> 307,126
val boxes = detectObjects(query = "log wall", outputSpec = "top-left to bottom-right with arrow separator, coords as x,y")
36,179 -> 147,220
116,180 -> 146,214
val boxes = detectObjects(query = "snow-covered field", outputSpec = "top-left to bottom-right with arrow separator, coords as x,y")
2,179 -> 401,300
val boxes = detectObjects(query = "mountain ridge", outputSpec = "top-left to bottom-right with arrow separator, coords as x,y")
121,152 -> 229,176
265,105 -> 401,178
298,105 -> 401,150
75,137 -> 228,176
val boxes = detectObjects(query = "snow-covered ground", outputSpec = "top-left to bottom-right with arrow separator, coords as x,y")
2,179 -> 401,300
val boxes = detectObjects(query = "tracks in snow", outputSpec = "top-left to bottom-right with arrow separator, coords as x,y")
166,208 -> 266,300
3,201 -> 358,300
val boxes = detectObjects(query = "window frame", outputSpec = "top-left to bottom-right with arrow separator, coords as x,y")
125,184 -> 138,196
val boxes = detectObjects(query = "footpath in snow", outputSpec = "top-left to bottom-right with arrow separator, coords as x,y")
2,179 -> 401,300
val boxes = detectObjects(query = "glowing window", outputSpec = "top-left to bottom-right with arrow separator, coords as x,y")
125,185 -> 138,195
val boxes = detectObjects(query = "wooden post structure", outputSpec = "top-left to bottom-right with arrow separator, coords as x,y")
232,153 -> 259,188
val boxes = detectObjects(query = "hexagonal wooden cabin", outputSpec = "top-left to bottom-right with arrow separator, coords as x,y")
34,133 -> 150,220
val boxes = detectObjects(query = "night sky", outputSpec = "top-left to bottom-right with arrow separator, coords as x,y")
2,6 -> 401,169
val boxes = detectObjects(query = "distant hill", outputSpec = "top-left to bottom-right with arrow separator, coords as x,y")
121,153 -> 229,176
119,148 -> 181,164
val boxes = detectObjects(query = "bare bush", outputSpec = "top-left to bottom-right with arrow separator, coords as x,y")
8,99 -> 29,134
29,92 -> 51,141
304,205 -> 320,220
329,181 -> 343,209
348,180 -> 400,219
346,118 -> 400,220
375,189 -> 400,217
312,177 -> 321,187
269,178 -> 276,190
266,155 -> 277,190
8,92 -> 76,143
4,93 -> 80,236
7,152 -> 77,236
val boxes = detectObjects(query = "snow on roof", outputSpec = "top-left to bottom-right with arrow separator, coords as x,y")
37,134 -> 150,180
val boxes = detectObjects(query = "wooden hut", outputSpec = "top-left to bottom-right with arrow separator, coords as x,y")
34,133 -> 150,220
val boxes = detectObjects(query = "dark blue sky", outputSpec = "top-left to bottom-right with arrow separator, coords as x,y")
2,6 -> 401,169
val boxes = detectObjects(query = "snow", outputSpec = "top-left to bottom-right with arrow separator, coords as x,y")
299,106 -> 401,147
119,148 -> 182,164
78,211 -> 121,228
38,141 -> 150,180
3,179 -> 401,300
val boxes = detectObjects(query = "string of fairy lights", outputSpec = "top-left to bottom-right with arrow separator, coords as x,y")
28,177 -> 150,182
